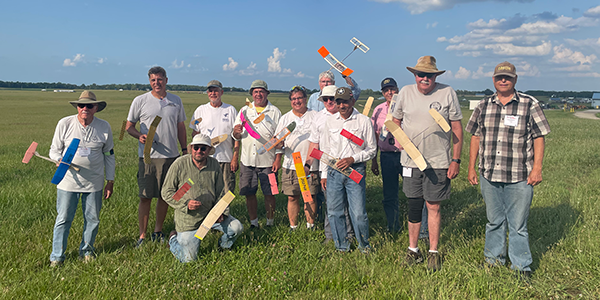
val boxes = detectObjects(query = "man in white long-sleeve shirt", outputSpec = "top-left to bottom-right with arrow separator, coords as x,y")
320,87 -> 376,253
49,91 -> 115,267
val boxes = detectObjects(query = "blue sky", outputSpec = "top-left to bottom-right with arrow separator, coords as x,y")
1,0 -> 599,92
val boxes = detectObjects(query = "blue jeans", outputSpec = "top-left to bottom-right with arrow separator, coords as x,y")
480,175 -> 533,271
50,189 -> 102,262
169,215 -> 243,263
380,152 -> 401,232
326,163 -> 369,251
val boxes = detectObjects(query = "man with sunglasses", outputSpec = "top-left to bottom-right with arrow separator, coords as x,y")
190,80 -> 239,193
162,134 -> 243,263
466,62 -> 550,278
391,56 -> 463,271
232,80 -> 282,228
305,85 -> 355,244
306,70 -> 361,113
320,87 -> 376,253
126,66 -> 188,247
49,91 -> 115,267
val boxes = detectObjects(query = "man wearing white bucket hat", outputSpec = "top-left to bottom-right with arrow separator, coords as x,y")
162,134 -> 243,263
391,56 -> 464,271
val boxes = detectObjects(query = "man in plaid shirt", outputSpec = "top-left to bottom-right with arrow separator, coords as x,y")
465,61 -> 550,279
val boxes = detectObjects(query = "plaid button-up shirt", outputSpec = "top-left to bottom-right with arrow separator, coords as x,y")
465,91 -> 550,183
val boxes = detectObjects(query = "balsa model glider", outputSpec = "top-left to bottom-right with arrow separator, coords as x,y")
257,121 -> 296,155
119,120 -> 126,141
428,109 -> 451,132
22,141 -> 81,173
211,134 -> 229,147
309,148 -> 363,184
292,152 -> 313,202
384,120 -> 427,171
144,116 -> 162,165
362,97 -> 374,116
195,191 -> 236,240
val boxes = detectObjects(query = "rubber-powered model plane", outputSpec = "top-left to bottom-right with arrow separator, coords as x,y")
318,37 -> 369,77
23,141 -> 81,183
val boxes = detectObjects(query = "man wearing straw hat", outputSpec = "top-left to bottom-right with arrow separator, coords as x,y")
391,56 -> 463,271
162,134 -> 243,263
49,90 -> 115,267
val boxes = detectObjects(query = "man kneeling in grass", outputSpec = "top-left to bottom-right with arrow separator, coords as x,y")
162,134 -> 243,263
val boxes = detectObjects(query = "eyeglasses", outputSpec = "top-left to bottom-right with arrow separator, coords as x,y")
416,72 -> 436,79
335,99 -> 351,105
192,145 -> 209,152
77,104 -> 97,109
290,85 -> 306,92
322,97 -> 335,103
290,97 -> 306,101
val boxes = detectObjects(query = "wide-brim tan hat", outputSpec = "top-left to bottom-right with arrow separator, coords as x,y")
69,90 -> 107,112
190,134 -> 216,155
406,56 -> 446,76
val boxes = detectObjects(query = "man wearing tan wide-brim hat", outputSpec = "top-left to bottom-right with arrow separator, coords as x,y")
390,55 -> 464,271
48,90 -> 115,267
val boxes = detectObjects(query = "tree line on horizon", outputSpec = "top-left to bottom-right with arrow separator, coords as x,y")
0,80 -> 597,99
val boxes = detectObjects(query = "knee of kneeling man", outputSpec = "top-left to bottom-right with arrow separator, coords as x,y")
230,219 -> 244,235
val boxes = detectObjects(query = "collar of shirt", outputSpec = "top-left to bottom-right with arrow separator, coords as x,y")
491,90 -> 520,106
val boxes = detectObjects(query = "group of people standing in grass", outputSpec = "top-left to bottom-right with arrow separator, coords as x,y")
48,57 -> 550,278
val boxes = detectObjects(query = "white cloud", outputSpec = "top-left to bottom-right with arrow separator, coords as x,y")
283,68 -> 292,73
426,22 -> 438,29
584,5 -> 600,18
472,66 -> 494,79
459,51 -> 482,57
551,44 -> 597,65
294,72 -> 306,78
187,64 -> 191,68
238,62 -> 257,76
63,54 -> 84,67
171,59 -> 184,69
565,37 -> 600,54
97,57 -> 106,64
468,18 -> 507,29
568,72 -> 600,77
484,41 -> 552,56
370,0 -> 534,15
267,48 -> 286,73
454,66 -> 471,79
515,61 -> 541,77
554,65 -> 592,72
222,57 -> 238,71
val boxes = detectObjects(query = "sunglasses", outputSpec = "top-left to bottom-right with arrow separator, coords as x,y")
322,96 -> 335,103
77,104 -> 97,109
335,99 -> 351,105
290,85 -> 306,92
416,72 -> 436,79
192,145 -> 209,152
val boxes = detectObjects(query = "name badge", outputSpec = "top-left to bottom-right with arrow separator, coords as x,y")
504,115 -> 519,127
402,167 -> 412,178
79,147 -> 91,157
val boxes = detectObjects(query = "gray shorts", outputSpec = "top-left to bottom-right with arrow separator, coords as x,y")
239,164 -> 276,196
220,162 -> 236,193
402,168 -> 450,202
137,157 -> 177,199
281,168 -> 320,197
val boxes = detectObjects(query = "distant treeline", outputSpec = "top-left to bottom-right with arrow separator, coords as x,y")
0,80 -> 596,98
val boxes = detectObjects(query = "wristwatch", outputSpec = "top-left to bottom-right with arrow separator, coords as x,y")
451,158 -> 461,164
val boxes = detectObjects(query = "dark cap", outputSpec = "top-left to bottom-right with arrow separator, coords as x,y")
334,87 -> 354,101
493,61 -> 517,78
381,77 -> 398,90
207,80 -> 223,89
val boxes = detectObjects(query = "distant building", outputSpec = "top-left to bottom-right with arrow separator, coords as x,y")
592,93 -> 600,108
54,90 -> 75,93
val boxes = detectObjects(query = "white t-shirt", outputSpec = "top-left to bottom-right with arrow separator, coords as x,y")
190,102 -> 237,163
127,92 -> 186,158
275,109 -> 318,171
49,115 -> 116,192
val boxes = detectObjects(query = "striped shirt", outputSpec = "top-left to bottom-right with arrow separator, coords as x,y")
465,91 -> 550,183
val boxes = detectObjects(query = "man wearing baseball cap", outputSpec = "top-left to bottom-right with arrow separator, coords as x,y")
232,80 -> 282,228
391,56 -> 464,271
162,134 -> 243,263
190,80 -> 239,193
466,62 -> 550,279
320,87 -> 376,253
49,90 -> 115,267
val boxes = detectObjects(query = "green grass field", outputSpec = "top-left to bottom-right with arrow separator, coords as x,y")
0,89 -> 598,299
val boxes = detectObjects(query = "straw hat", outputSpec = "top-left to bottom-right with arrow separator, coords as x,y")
406,56 -> 446,76
69,90 -> 107,112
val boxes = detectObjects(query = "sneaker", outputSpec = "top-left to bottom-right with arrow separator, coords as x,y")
151,231 -> 164,243
81,254 -> 95,263
50,261 -> 64,268
135,238 -> 145,248
427,252 -> 441,271
515,270 -> 532,281
250,224 -> 260,230
405,249 -> 424,266
288,227 -> 297,234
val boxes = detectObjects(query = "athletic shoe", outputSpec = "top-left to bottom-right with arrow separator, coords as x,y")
427,252 -> 441,271
405,249 -> 424,266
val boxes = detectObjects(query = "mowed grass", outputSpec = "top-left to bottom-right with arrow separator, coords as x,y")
0,89 -> 599,299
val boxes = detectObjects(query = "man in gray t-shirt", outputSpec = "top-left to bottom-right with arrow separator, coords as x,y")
126,66 -> 187,247
391,56 -> 463,271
